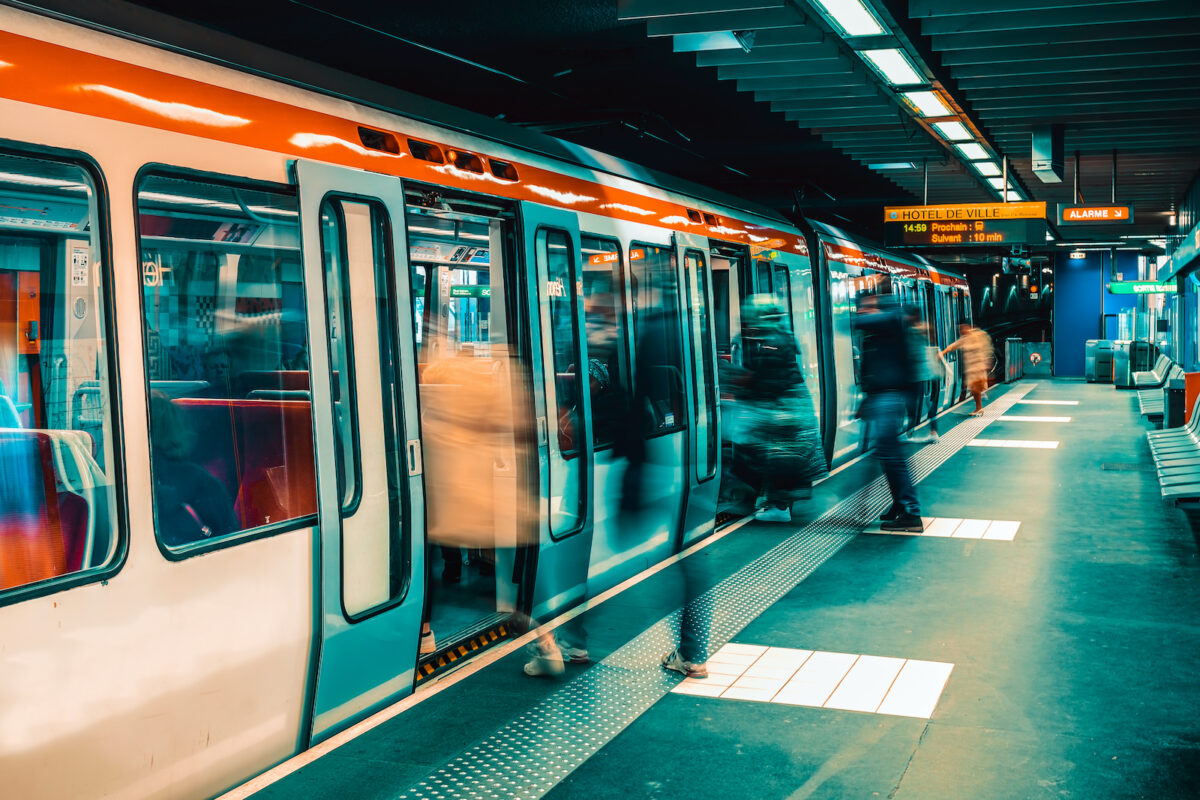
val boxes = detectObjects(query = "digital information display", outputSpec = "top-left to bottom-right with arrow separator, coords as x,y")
885,218 -> 1046,247
883,202 -> 1048,247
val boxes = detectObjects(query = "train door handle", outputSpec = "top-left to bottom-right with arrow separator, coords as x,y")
536,416 -> 548,446
407,439 -> 423,476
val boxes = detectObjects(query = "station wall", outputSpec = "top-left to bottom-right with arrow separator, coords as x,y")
1052,251 -> 1139,377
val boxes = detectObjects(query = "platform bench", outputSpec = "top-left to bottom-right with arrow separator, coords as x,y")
1147,393 -> 1200,502
1133,354 -> 1172,391
1138,364 -> 1183,422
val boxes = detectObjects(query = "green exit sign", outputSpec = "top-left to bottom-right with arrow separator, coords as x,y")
449,285 -> 491,298
1107,280 -> 1172,295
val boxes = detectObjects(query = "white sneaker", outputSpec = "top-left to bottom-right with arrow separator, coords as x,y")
662,649 -> 708,679
755,506 -> 791,523
560,645 -> 590,664
523,640 -> 566,677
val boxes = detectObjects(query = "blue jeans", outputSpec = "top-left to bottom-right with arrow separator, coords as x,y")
863,391 -> 920,516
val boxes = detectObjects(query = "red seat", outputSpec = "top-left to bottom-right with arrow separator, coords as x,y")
230,400 -> 317,528
171,397 -> 317,531
0,431 -> 88,590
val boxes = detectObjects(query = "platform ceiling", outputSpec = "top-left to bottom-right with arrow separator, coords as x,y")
33,0 -> 1200,249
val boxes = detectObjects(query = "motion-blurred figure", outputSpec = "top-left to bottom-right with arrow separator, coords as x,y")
904,319 -> 946,444
856,294 -> 922,532
725,295 -> 827,523
942,323 -> 994,417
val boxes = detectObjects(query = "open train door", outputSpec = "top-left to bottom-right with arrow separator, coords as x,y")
675,232 -> 720,545
518,202 -> 595,621
294,160 -> 425,743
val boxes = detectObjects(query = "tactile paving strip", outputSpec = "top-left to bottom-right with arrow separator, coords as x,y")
394,384 -> 1036,800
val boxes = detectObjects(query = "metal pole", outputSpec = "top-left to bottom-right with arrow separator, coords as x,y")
1002,156 -> 1008,203
1111,149 -> 1117,203
923,159 -> 928,205
1074,151 -> 1080,203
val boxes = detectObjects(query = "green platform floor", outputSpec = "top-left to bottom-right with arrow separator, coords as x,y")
245,380 -> 1200,800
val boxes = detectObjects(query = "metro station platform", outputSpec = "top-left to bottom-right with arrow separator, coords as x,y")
226,380 -> 1200,800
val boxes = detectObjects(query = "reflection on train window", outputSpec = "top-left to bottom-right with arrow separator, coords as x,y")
320,197 -> 408,617
412,265 -> 427,344
137,173 -> 316,551
629,243 -> 685,435
539,228 -> 585,457
581,235 -> 626,450
0,152 -> 119,595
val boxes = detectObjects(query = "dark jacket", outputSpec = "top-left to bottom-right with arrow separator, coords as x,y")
857,307 -> 916,393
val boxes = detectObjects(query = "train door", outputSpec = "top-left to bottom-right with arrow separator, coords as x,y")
520,203 -> 594,619
406,191 -> 538,646
294,161 -> 424,742
677,233 -> 719,544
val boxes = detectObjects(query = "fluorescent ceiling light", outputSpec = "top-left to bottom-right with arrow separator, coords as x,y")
1006,190 -> 1022,201
904,90 -> 951,117
974,161 -> 1001,177
812,0 -> 884,37
932,121 -> 972,141
868,161 -> 916,170
672,31 -> 743,53
955,142 -> 989,160
987,177 -> 1005,190
861,49 -> 923,86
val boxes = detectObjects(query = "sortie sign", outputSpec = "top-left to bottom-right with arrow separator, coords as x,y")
1106,280 -> 1172,295
1058,204 -> 1134,226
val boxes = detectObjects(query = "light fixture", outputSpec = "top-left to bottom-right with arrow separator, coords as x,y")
1070,251 -> 1086,259
955,142 -> 989,160
904,90 -> 951,117
1169,213 -> 1177,226
932,121 -> 972,141
1005,190 -> 1022,201
861,49 -> 924,86
973,161 -> 1001,177
810,0 -> 884,37
867,161 -> 917,170
987,177 -> 1005,190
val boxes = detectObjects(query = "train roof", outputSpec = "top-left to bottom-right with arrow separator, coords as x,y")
808,220 -> 968,287
15,0 -> 798,232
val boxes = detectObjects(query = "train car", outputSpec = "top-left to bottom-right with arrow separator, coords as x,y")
0,5 -> 969,799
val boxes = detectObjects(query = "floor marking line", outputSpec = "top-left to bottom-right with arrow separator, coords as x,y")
967,438 -> 1059,449
863,516 -> 1021,541
683,645 -> 955,720
1013,399 -> 1079,405
379,384 -> 1033,800
998,415 -> 1072,422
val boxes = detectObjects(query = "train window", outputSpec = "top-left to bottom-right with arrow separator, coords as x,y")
0,152 -> 121,597
539,228 -> 585,458
629,243 -> 685,435
770,262 -> 793,331
320,197 -> 408,617
137,173 -> 316,553
581,235 -> 627,450
684,250 -> 718,480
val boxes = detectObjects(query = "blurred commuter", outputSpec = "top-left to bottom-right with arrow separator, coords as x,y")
148,390 -> 238,546
856,294 -> 922,532
726,295 -> 827,523
942,323 -> 994,416
904,320 -> 946,444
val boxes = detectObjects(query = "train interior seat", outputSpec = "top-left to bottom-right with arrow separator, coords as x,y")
172,398 -> 317,532
0,430 -> 89,590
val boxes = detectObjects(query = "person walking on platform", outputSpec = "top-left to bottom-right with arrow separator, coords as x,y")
725,295 -> 828,523
904,319 -> 945,444
942,323 -> 994,417
856,294 -> 923,532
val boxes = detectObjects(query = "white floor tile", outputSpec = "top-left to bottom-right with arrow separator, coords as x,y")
983,520 -> 1021,541
773,651 -> 858,707
1013,399 -> 1078,405
707,651 -> 761,666
967,439 -> 1059,449
721,686 -> 784,702
999,415 -> 1072,422
824,655 -> 906,713
875,660 -> 954,719
716,643 -> 769,657
672,680 -> 726,697
922,517 -> 962,538
706,661 -> 751,677
951,519 -> 991,539
728,675 -> 788,692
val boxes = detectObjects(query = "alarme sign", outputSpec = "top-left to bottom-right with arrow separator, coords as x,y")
1058,204 -> 1134,225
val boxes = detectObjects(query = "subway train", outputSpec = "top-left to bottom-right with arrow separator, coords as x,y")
0,6 -> 972,799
